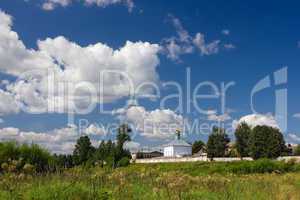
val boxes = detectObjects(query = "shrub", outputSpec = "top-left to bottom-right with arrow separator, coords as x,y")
117,157 -> 130,167
294,145 -> 300,156
23,164 -> 35,174
226,159 -> 299,174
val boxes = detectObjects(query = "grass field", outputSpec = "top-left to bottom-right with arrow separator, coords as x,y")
1,159 -> 300,200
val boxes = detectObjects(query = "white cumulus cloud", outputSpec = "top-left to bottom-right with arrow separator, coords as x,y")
115,106 -> 184,139
0,124 -> 102,154
234,114 -> 280,130
0,10 -> 161,115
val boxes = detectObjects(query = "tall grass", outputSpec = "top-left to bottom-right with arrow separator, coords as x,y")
1,160 -> 300,200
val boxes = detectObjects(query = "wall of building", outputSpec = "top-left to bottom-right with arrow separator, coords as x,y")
163,146 -> 192,157
163,146 -> 173,157
134,156 -> 300,164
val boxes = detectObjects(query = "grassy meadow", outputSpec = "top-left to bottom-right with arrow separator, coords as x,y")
1,159 -> 300,200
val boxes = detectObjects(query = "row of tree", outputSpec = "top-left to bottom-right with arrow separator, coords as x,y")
0,124 -> 132,174
193,124 -> 294,160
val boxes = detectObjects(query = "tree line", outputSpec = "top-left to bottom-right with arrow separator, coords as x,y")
193,124 -> 299,160
0,124 -> 132,174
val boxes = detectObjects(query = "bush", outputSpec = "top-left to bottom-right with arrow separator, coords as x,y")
0,142 -> 51,173
225,159 -> 299,174
117,157 -> 130,167
294,145 -> 300,156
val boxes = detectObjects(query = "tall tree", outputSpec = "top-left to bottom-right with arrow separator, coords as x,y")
207,127 -> 230,160
117,124 -> 132,148
235,123 -> 251,159
73,136 -> 95,165
115,124 -> 132,167
249,126 -> 286,160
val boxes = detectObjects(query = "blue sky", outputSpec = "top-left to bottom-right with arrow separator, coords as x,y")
0,0 -> 300,153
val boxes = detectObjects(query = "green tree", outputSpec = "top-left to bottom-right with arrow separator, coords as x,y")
192,140 -> 205,154
73,136 -> 95,165
19,143 -> 51,172
294,144 -> 300,156
235,123 -> 251,158
117,124 -> 132,148
114,124 -> 131,167
207,127 -> 230,160
95,141 -> 106,167
249,126 -> 286,160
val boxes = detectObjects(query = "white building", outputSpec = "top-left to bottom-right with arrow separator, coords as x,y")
163,138 -> 192,157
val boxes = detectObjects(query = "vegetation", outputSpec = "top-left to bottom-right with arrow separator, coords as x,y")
1,123 -> 300,199
207,127 -> 230,160
0,124 -> 132,174
249,126 -> 286,160
295,145 -> 300,156
1,160 -> 300,199
232,125 -> 288,160
192,140 -> 205,154
235,123 -> 251,158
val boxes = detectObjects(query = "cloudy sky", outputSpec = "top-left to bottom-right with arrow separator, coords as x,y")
0,0 -> 300,153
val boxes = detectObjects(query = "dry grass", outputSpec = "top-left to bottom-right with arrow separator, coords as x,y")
1,161 -> 300,200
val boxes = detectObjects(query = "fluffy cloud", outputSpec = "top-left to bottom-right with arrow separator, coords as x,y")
234,114 -> 280,129
115,106 -> 184,139
0,11 -> 54,76
0,124 -> 103,154
0,89 -> 19,116
123,141 -> 140,153
85,123 -> 107,136
0,11 -> 161,115
41,0 -> 134,11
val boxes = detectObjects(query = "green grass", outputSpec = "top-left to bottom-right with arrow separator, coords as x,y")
1,159 -> 300,200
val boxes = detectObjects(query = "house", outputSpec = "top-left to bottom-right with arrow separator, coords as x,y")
136,151 -> 163,159
163,130 -> 192,157
193,149 -> 207,158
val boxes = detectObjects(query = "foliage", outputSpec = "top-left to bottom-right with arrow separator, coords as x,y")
0,142 -> 52,173
0,124 -> 133,174
207,127 -> 230,160
73,136 -> 96,165
295,145 -> 300,156
235,122 -> 251,158
117,157 -> 130,167
192,140 -> 205,154
249,126 -> 286,160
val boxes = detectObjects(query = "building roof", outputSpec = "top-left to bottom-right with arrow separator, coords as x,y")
163,139 -> 192,147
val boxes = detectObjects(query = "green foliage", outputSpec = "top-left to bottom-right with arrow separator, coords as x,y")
73,136 -> 96,165
207,127 -> 230,160
0,142 -> 51,173
19,143 -> 51,172
249,126 -> 286,160
235,122 -> 251,158
117,157 -> 130,167
295,145 -> 300,156
192,140 -> 205,154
